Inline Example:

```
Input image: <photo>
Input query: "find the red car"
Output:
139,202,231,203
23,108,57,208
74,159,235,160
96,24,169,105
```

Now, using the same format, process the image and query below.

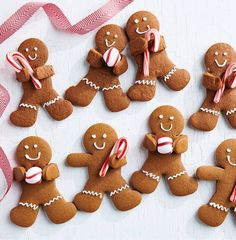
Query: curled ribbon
6,51,42,89
214,63,236,103
0,0,133,44
0,84,10,117
143,28,161,77
99,137,128,177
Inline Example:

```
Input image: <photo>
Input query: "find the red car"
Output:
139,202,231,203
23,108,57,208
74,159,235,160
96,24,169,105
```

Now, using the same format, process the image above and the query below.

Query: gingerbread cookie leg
223,99,236,128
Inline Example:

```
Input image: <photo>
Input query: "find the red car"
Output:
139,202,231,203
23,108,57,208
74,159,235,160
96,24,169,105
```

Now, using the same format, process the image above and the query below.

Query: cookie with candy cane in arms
66,123,141,212
10,136,76,227
130,105,198,196
125,11,190,101
8,38,73,127
196,139,236,227
65,24,130,112
189,43,236,131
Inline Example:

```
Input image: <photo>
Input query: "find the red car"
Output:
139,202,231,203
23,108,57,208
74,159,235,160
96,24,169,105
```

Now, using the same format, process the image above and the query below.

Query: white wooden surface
0,0,236,239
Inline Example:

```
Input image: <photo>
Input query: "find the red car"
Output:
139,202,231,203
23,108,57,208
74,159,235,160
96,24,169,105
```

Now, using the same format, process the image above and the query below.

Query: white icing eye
102,133,107,139
92,134,96,139
106,31,110,36
226,148,231,153
33,144,38,149
214,51,219,56
114,34,118,38
134,19,139,24
34,47,38,51
169,116,174,120
223,52,228,56
25,48,29,52
143,17,147,21
24,145,29,150
158,115,163,119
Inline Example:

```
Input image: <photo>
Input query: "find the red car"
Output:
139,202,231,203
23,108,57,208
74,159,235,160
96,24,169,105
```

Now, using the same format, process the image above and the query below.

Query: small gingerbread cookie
130,105,198,196
67,123,141,212
196,139,236,227
65,24,130,112
189,42,236,131
10,136,76,227
9,38,73,127
125,11,190,101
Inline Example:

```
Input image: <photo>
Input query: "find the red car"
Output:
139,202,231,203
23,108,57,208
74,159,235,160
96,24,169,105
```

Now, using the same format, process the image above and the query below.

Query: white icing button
223,52,228,56
102,133,107,139
114,34,118,38
143,17,147,21
106,31,110,36
158,115,163,119
24,145,29,150
33,144,38,149
92,134,96,139
214,51,218,56
169,116,174,120
134,19,139,24
226,148,231,153
34,47,38,51
25,48,29,52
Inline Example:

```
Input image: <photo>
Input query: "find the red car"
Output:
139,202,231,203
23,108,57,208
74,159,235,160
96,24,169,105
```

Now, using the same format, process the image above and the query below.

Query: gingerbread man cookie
67,123,141,212
189,43,236,131
130,106,198,196
196,139,236,227
65,24,130,112
9,38,73,127
10,136,76,227
125,11,190,101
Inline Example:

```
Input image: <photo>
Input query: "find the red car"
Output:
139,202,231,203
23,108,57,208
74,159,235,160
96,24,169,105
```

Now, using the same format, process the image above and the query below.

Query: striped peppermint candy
157,137,173,154
25,167,42,185
230,185,236,202
103,47,121,67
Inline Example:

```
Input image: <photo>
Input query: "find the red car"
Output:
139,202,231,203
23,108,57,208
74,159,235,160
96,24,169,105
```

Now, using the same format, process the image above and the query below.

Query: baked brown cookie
67,123,141,212
10,38,73,127
130,105,198,196
126,11,190,101
196,139,236,227
189,43,236,131
65,24,130,112
10,136,76,227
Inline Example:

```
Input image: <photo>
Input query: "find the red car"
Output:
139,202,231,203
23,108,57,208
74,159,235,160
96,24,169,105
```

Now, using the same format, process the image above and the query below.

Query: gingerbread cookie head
18,38,49,69
126,11,160,40
149,105,184,138
216,139,236,168
83,123,118,156
205,43,236,77
95,24,127,54
16,136,52,169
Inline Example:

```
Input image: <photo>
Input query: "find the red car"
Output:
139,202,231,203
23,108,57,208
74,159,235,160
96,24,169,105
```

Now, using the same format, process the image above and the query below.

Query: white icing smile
93,142,106,150
226,155,236,166
160,123,173,132
105,39,116,47
214,59,227,68
28,53,38,61
136,25,150,34
24,152,41,161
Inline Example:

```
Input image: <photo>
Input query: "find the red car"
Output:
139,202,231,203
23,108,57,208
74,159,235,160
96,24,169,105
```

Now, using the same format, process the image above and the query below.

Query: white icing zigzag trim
167,170,187,180
200,107,220,116
142,170,160,182
226,108,236,116
135,80,155,86
102,84,121,91
43,96,62,108
82,78,100,90
19,202,39,210
110,184,129,197
82,190,103,199
19,103,37,111
209,202,229,212
163,66,177,82
44,195,63,207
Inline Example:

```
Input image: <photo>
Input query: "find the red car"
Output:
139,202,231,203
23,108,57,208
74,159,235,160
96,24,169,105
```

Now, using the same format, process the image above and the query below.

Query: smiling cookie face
149,106,184,138
83,123,118,155
18,38,49,69
16,136,52,169
205,43,236,77
216,139,236,168
95,24,127,54
126,11,160,40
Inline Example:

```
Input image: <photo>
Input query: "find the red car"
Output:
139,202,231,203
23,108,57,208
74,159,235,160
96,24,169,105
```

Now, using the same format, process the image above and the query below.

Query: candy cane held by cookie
6,52,42,89
230,185,236,202
143,28,161,77
99,137,128,177
0,0,133,44
214,62,236,103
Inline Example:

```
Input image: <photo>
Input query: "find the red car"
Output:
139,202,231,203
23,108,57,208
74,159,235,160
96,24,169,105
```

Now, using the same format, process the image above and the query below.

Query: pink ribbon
214,63,236,103
0,84,10,117
0,0,133,44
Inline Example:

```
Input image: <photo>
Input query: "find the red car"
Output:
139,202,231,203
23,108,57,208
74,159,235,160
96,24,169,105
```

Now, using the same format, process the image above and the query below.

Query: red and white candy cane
99,137,128,177
230,184,236,202
143,28,161,77
214,62,236,103
6,51,42,89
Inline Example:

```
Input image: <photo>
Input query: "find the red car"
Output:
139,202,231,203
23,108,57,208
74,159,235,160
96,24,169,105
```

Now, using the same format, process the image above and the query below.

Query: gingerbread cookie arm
143,133,157,152
109,154,127,169
225,72,236,88
113,55,128,76
42,163,60,181
196,166,224,180
173,135,188,154
148,35,166,52
16,68,30,82
34,65,55,80
66,153,93,167
86,48,104,68
13,167,26,182
129,37,148,56
202,72,222,90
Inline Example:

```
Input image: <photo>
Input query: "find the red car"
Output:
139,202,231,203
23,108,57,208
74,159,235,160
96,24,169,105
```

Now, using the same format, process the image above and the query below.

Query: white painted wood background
0,0,235,239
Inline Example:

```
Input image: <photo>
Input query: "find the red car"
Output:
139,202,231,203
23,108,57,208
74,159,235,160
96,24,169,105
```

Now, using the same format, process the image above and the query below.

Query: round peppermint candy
103,47,121,67
157,137,173,154
25,166,42,184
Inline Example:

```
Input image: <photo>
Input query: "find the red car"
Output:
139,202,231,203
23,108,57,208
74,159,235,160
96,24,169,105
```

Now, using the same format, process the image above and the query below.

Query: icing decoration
43,96,62,108
93,142,106,150
105,39,116,47
25,166,42,184
82,78,100,90
19,202,39,210
226,155,236,166
226,108,236,116
109,184,129,197
135,80,155,85
102,84,121,91
103,47,121,67
142,170,160,181
209,202,229,212
167,170,187,180
99,137,128,177
214,62,236,103
214,59,227,68
19,103,37,111
136,25,150,34
230,185,236,202
200,107,220,116
163,66,177,82
0,84,10,118
157,137,173,154
44,195,62,206
0,1,133,44
160,123,173,132
82,190,103,199
6,51,42,89
143,28,161,77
